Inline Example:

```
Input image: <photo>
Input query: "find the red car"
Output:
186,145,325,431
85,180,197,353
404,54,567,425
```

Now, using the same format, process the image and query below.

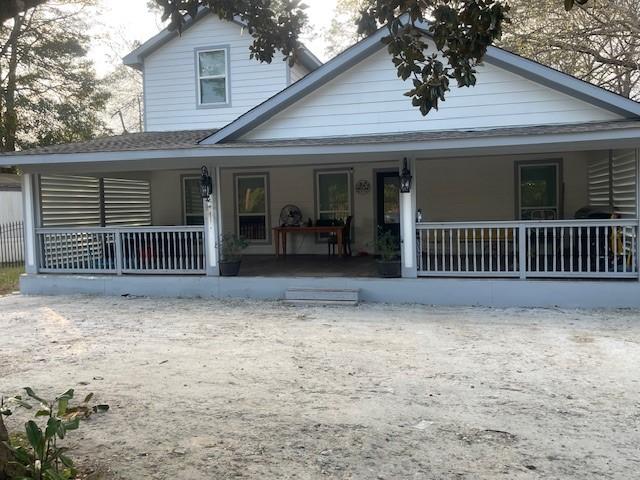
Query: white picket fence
36,226,206,275
417,220,638,279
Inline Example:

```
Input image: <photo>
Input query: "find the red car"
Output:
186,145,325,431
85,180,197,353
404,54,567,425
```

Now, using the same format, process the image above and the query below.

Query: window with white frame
236,174,268,241
182,176,204,225
315,170,352,223
197,48,229,106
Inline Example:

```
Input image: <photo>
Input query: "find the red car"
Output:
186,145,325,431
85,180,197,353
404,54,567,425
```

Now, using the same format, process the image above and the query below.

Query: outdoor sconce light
399,158,412,193
200,166,213,199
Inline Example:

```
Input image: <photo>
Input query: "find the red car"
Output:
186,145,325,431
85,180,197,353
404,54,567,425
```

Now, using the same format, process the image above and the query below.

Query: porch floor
237,254,378,277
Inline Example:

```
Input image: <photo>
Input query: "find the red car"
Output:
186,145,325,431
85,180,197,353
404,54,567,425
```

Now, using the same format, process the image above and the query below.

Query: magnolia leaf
56,389,74,401
23,387,46,404
25,420,44,458
57,397,69,417
45,417,60,441
62,417,80,431
60,454,74,468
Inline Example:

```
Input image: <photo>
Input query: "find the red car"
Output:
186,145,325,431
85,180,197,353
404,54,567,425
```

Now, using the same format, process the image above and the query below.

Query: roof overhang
122,8,322,73
4,122,640,169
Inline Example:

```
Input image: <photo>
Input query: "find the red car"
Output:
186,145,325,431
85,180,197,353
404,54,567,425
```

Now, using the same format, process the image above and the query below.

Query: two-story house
2,10,640,307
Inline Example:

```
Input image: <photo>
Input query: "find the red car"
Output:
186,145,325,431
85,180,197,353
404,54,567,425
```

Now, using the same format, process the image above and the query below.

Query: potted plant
218,233,249,276
374,227,401,278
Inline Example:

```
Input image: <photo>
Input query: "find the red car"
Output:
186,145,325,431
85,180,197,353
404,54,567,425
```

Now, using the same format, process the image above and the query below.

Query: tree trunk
2,15,23,153
0,414,10,480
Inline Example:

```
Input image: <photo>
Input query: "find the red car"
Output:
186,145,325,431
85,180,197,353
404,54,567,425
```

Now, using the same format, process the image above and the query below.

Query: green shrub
1,387,108,480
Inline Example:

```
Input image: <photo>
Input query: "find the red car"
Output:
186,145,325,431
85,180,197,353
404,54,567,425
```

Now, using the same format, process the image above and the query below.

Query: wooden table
273,225,346,256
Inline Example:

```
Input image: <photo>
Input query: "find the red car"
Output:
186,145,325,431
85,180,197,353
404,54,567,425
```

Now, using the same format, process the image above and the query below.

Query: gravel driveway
1,294,638,479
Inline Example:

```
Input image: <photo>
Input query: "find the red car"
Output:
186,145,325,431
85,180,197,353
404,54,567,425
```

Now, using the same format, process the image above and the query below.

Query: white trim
22,173,37,273
400,157,417,277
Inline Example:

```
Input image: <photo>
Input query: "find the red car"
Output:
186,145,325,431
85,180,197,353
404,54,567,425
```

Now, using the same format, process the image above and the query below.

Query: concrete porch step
284,288,360,306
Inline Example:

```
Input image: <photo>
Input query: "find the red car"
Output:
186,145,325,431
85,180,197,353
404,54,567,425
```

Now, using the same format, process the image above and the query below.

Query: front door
376,171,401,239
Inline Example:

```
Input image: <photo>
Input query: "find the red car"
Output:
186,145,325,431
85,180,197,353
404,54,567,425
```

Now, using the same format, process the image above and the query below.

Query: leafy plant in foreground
0,387,108,480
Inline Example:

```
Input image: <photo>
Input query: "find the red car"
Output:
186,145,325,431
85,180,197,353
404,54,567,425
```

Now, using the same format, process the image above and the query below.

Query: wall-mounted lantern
399,158,412,193
200,166,213,199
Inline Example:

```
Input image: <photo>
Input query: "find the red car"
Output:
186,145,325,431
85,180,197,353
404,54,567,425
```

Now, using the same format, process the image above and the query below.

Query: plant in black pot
374,227,401,278
218,233,249,276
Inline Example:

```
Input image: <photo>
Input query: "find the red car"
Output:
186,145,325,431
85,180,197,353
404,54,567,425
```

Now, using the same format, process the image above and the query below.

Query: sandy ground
0,294,639,479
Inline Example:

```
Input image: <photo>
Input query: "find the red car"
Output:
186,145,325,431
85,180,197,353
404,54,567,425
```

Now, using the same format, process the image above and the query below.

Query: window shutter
587,156,611,208
588,149,637,218
39,175,101,227
103,178,152,226
40,175,152,227
612,149,637,219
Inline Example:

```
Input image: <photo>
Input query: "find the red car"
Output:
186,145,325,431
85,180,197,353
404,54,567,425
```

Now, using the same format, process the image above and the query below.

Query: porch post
22,173,38,274
400,157,418,278
203,166,219,276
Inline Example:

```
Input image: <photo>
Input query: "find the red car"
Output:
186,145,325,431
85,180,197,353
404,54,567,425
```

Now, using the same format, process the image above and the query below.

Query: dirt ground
0,294,639,479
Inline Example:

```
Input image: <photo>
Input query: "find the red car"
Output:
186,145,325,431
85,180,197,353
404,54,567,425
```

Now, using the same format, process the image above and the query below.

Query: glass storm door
376,171,401,239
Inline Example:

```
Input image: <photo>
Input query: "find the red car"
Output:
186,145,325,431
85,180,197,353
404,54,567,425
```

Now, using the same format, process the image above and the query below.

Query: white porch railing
417,220,639,279
36,226,206,275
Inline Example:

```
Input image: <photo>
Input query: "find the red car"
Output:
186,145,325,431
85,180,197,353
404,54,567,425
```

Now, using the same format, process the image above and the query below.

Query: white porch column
22,173,38,274
203,166,219,276
400,157,418,278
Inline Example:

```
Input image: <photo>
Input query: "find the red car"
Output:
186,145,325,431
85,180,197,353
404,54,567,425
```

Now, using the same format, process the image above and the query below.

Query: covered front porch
20,146,640,282
3,119,636,306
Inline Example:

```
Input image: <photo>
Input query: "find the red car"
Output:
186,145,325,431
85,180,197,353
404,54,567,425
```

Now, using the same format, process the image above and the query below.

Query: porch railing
417,220,638,279
36,226,206,275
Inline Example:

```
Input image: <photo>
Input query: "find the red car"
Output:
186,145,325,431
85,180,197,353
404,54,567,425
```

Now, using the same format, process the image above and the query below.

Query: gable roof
123,8,322,73
200,22,640,145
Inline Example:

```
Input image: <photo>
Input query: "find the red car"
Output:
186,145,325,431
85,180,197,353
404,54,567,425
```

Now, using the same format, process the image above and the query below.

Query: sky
89,0,337,77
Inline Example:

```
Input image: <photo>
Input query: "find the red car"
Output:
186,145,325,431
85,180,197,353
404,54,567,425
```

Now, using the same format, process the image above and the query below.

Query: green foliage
374,227,399,262
0,387,109,480
0,1,110,152
218,233,249,262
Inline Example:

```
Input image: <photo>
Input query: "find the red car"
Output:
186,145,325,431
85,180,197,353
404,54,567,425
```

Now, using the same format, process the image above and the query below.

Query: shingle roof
1,120,639,157
3,130,216,156
227,120,640,148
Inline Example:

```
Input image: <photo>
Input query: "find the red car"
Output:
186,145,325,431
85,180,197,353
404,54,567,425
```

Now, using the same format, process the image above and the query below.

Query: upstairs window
197,48,229,106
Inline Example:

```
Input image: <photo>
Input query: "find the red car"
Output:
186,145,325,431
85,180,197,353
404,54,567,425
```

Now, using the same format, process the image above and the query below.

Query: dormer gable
124,11,321,132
